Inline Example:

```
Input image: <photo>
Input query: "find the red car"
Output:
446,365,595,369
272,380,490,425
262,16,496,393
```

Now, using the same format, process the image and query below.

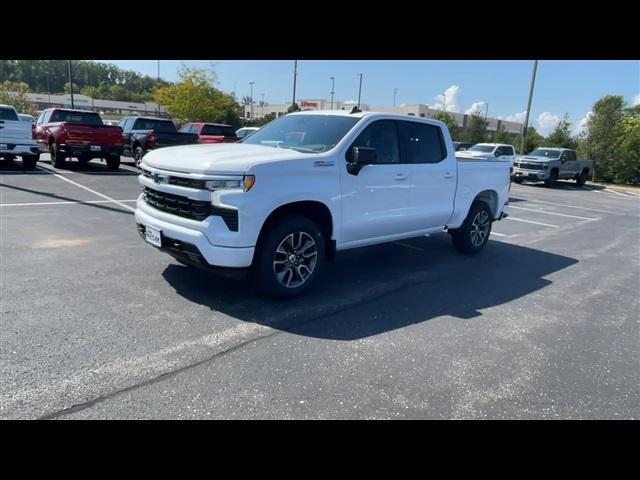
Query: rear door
396,119,457,229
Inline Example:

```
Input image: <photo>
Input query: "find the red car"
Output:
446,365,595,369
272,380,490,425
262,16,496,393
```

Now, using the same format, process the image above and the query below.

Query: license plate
0,144,7,150
145,225,162,247
90,145,101,151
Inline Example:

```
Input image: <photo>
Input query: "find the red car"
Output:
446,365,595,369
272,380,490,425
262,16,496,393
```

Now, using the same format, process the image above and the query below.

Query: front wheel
252,216,325,298
544,169,558,187
450,202,493,255
50,144,65,168
134,146,145,167
576,170,588,186
513,177,523,184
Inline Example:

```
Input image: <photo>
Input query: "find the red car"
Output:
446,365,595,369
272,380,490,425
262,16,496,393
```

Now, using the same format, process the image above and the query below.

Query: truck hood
142,143,303,174
456,151,495,159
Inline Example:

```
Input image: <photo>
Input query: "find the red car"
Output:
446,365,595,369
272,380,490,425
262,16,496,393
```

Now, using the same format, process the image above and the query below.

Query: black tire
576,169,588,186
450,201,493,255
134,146,145,167
78,154,91,166
106,156,121,171
544,169,558,187
50,144,65,168
513,177,523,184
3,154,15,162
252,216,325,298
22,155,38,170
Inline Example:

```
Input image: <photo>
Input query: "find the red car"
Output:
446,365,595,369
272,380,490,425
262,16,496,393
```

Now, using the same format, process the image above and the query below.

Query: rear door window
396,120,446,164
202,125,236,136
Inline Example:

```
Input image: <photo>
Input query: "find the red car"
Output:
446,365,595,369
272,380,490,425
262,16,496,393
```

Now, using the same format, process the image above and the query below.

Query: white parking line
506,217,560,228
508,205,598,221
491,232,507,237
36,166,136,213
603,188,638,198
1,199,137,207
509,197,626,216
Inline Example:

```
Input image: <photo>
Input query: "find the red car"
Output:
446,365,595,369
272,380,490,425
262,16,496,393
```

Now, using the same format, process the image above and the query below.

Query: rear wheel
513,177,523,184
544,169,558,187
252,216,325,298
450,202,493,255
50,144,65,168
134,146,145,167
22,155,38,170
106,156,121,171
576,169,588,186
3,154,16,162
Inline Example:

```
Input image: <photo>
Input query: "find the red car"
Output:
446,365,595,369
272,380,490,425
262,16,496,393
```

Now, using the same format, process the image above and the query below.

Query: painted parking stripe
506,216,560,228
1,199,137,207
36,166,136,213
508,205,597,221
508,197,626,216
491,232,508,237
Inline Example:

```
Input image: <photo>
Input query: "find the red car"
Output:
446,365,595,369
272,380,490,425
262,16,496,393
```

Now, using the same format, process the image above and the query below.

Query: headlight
205,175,255,192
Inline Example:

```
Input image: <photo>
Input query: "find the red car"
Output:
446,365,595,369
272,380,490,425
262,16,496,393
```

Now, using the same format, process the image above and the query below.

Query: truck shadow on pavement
162,234,578,340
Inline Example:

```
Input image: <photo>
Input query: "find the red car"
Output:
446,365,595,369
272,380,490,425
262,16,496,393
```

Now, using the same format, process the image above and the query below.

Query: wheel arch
473,190,499,219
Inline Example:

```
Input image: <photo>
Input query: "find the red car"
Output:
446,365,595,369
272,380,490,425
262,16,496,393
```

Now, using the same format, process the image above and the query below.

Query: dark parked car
180,122,239,143
118,116,198,167
453,142,475,151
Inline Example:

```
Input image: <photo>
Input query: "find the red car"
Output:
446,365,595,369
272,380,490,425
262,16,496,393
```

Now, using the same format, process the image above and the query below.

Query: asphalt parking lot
1,155,639,419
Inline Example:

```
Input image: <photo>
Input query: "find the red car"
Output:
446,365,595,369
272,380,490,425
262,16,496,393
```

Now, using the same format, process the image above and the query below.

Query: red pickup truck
179,122,239,143
35,108,124,170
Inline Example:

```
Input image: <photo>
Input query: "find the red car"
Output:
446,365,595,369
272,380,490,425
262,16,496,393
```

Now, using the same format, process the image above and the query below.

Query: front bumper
135,198,255,268
512,169,550,180
58,144,124,157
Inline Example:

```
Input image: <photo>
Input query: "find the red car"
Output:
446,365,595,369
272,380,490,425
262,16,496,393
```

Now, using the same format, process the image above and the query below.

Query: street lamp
393,88,398,107
442,91,447,112
67,60,75,109
292,60,298,110
330,77,335,109
261,93,265,118
249,81,254,120
521,60,539,155
357,73,363,110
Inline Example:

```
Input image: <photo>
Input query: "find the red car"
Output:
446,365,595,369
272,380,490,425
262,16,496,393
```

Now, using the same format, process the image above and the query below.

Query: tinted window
180,124,193,133
50,110,103,125
529,149,561,158
132,118,177,133
349,120,400,164
397,121,445,164
202,125,236,136
0,107,20,121
243,115,359,153
566,150,577,161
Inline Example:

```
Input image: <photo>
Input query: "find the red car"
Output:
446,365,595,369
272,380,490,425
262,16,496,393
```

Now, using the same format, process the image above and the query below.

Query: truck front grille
517,162,544,170
142,186,239,231
142,186,212,221
141,169,206,189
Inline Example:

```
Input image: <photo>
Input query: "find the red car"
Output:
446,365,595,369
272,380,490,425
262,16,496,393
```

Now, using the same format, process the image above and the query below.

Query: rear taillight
147,131,156,146
31,124,36,139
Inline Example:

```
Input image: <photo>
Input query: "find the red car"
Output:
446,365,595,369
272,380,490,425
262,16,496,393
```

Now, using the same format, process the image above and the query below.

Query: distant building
244,99,523,134
25,93,167,117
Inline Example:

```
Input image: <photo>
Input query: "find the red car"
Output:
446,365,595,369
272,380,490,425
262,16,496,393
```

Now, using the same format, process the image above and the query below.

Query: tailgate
0,119,33,145
154,132,197,147
65,125,123,146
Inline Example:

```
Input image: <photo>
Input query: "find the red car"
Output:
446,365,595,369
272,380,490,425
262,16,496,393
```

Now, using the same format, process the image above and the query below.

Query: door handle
394,174,408,181
443,172,454,179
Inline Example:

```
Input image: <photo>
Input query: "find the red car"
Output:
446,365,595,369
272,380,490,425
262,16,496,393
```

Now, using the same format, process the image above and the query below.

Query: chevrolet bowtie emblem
151,173,169,183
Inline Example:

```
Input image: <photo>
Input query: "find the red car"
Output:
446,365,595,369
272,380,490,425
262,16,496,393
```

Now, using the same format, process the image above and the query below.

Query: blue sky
100,60,639,135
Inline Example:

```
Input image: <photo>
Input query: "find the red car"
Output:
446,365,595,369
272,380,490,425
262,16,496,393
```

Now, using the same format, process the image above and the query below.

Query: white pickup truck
0,104,40,170
135,110,511,297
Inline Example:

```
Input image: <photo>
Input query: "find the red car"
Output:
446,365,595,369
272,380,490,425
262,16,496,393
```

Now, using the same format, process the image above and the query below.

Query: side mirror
495,151,501,157
347,146,377,174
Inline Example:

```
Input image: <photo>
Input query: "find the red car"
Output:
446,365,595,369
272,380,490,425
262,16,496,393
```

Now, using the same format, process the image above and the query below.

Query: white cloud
505,111,527,123
465,101,488,115
433,85,461,113
574,111,593,135
537,112,560,136
633,93,640,106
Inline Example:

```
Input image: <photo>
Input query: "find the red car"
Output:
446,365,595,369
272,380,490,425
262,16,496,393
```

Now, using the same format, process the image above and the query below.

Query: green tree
0,81,37,115
583,95,625,182
287,102,301,113
255,112,277,126
543,113,578,149
492,122,511,144
153,66,240,128
432,111,459,139
614,114,640,184
519,126,544,154
461,109,488,144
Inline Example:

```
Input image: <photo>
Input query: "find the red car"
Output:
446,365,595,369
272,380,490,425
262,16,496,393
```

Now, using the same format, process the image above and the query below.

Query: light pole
67,60,75,109
357,73,363,110
393,88,398,107
330,77,335,109
521,60,538,154
156,60,161,115
249,81,254,121
292,60,298,110
442,91,447,112
261,93,265,118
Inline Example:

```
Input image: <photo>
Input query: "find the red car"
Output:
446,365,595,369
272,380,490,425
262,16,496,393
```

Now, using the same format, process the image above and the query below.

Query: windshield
529,149,561,158
242,114,360,153
467,145,495,153
133,118,177,133
202,125,236,136
50,110,103,125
